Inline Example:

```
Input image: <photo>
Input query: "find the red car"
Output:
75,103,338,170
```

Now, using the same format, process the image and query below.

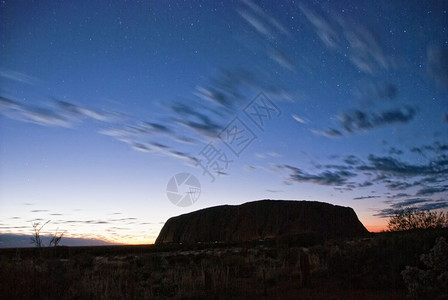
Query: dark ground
0,228,446,299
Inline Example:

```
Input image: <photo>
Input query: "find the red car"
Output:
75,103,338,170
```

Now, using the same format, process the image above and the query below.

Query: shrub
388,209,448,232
402,237,448,299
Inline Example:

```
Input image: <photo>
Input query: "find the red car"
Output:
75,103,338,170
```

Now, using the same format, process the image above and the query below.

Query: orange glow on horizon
365,225,387,232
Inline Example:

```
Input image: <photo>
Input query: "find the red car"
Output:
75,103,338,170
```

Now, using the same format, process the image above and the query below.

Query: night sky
1,0,447,246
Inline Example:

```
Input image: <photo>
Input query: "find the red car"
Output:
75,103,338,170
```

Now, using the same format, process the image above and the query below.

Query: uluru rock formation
156,200,368,244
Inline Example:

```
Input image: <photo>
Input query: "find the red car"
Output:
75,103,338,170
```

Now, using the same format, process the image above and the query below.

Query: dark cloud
315,107,417,138
376,198,448,218
389,198,429,209
278,150,447,193
131,142,152,153
427,45,448,89
411,142,448,158
417,200,448,211
375,107,416,124
344,155,363,166
312,128,343,138
384,181,414,191
195,85,234,109
438,143,448,152
353,195,380,200
381,176,445,192
324,164,353,171
358,154,446,177
150,142,169,150
283,165,356,186
358,181,373,187
373,208,398,218
170,102,223,137
411,147,426,157
416,186,448,196
139,121,172,134
339,107,416,134
388,147,403,155
387,193,411,199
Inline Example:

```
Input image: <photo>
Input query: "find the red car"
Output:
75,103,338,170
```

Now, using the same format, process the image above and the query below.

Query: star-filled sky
1,0,447,246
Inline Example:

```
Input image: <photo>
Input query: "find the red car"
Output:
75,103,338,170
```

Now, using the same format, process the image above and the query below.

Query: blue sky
1,0,447,246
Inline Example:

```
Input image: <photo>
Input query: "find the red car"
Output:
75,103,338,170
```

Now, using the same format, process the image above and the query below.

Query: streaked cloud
339,107,416,134
299,4,394,75
282,164,356,186
292,114,308,124
353,195,380,200
427,45,448,89
312,128,343,138
0,69,39,85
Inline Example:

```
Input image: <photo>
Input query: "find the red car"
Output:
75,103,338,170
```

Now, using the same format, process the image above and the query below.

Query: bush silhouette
388,208,448,232
402,237,448,299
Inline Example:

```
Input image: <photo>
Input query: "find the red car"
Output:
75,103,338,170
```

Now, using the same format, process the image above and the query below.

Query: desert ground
1,228,446,299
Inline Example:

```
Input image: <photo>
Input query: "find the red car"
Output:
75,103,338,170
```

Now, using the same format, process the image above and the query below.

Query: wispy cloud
299,4,394,75
239,0,289,38
358,154,446,177
416,186,448,196
0,69,39,85
375,198,448,217
353,195,380,200
0,96,119,128
1,97,72,127
427,45,448,89
353,82,399,101
236,0,296,72
54,100,118,122
292,114,308,124
314,106,417,138
339,107,416,134
312,128,343,138
282,165,356,186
